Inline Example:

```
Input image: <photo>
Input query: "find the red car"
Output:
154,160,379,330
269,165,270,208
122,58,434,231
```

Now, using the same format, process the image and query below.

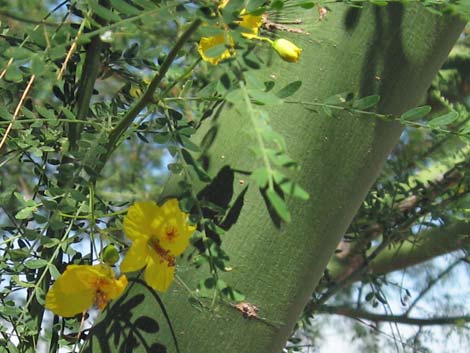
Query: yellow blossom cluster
197,2,263,65
45,199,195,317
198,1,302,64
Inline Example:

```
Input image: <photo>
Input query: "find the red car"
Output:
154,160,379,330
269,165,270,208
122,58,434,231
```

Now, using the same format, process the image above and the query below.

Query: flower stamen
94,290,108,309
94,278,110,309
149,239,176,267
165,226,179,241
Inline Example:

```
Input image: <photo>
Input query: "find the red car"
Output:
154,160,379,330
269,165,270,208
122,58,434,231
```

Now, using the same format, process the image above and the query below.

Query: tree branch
334,160,469,263
311,221,470,311
68,0,109,148
326,221,470,283
97,19,202,172
368,221,470,275
322,305,470,326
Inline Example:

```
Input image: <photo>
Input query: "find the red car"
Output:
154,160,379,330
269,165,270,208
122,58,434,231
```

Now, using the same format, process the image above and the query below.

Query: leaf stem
100,19,202,169
287,99,467,137
240,81,274,190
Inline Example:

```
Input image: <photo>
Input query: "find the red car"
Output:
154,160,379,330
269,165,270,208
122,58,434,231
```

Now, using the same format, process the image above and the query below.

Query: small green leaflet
276,81,302,99
109,0,141,15
266,188,291,222
400,105,431,122
428,111,459,128
275,179,309,201
251,167,269,188
5,47,33,60
24,259,48,269
352,95,381,110
248,89,283,105
15,206,36,220
87,0,121,22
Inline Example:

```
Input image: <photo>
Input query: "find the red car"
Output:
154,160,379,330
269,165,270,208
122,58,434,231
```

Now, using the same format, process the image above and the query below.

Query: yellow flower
45,264,127,317
129,84,142,98
220,0,262,38
197,33,235,65
197,1,262,65
272,38,302,63
238,11,262,39
120,199,195,292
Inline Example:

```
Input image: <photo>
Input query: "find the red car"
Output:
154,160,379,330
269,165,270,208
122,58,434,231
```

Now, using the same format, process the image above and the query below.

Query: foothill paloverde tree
0,1,469,353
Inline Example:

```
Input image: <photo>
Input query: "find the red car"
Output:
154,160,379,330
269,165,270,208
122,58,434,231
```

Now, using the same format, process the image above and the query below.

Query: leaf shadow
84,277,179,353
260,187,282,229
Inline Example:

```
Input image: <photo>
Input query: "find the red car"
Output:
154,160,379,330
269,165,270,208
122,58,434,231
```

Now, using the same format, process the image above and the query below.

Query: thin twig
404,258,462,315
57,41,77,80
0,74,36,150
322,305,470,326
101,19,202,165
71,312,87,352
0,58,14,80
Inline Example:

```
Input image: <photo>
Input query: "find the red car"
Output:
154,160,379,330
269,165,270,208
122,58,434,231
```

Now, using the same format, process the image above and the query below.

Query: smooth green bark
87,4,464,353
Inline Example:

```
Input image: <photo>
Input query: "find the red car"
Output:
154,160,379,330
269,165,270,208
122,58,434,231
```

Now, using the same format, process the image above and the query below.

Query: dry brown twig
0,74,36,150
0,58,14,80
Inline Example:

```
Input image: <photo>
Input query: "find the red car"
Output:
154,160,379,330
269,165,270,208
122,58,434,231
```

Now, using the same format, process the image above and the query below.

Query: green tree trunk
86,4,464,353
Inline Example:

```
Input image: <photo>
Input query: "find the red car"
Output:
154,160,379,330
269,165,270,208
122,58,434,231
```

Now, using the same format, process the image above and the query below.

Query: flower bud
101,244,120,266
272,38,302,63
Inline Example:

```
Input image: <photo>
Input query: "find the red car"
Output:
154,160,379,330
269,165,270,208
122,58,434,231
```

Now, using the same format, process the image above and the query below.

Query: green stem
0,118,101,127
58,208,127,219
251,35,273,44
287,99,466,137
239,81,274,190
312,189,469,311
160,57,202,98
99,19,202,170
69,4,107,148
164,96,221,102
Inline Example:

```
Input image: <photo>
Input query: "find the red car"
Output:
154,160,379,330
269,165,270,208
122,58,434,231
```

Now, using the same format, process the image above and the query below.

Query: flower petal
153,199,195,256
144,257,175,292
120,238,149,273
45,266,96,317
239,13,262,39
45,264,128,317
124,201,159,241
105,275,128,300
197,33,235,65
218,0,229,8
